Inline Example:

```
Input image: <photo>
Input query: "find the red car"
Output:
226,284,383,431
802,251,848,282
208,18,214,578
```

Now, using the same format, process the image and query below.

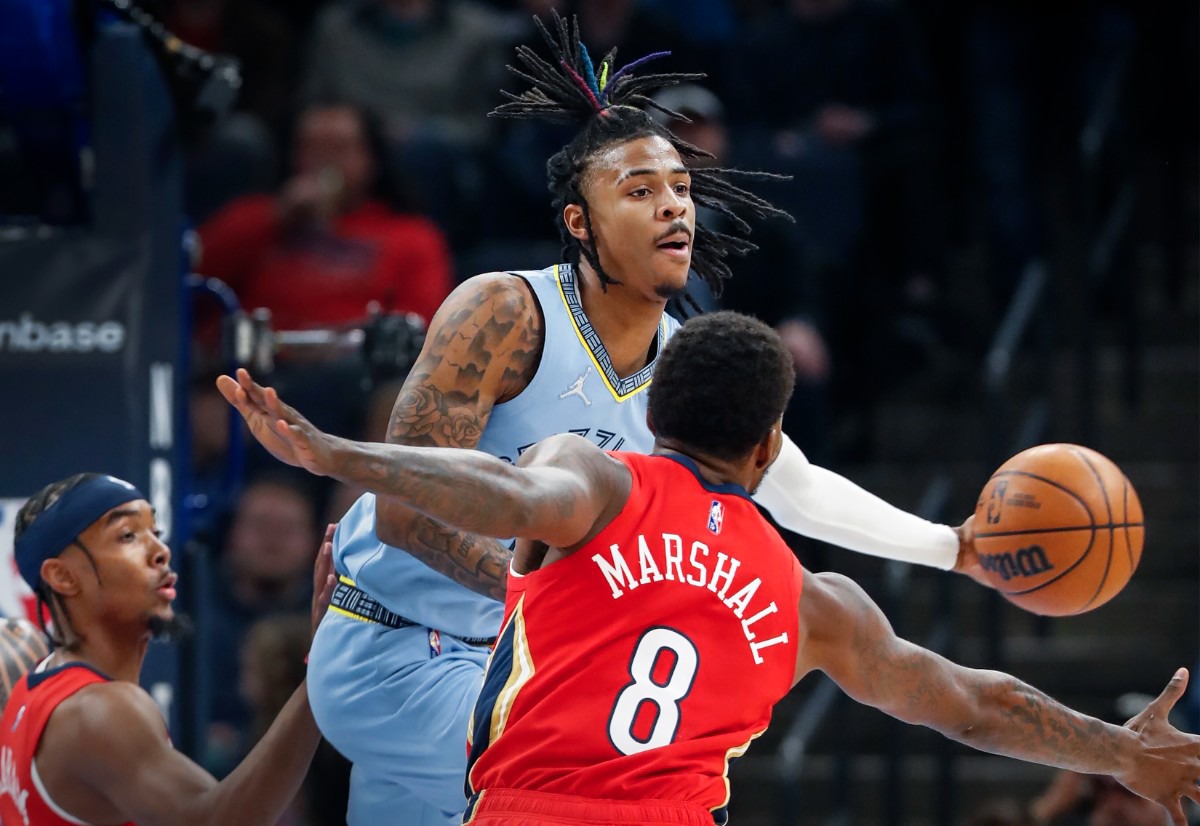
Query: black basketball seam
1072,448,1114,612
1121,479,1140,574
976,522,1143,539
986,469,1095,523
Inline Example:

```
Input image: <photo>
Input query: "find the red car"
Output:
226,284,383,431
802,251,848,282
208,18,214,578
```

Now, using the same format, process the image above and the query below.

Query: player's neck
654,442,758,492
52,624,150,684
575,261,667,378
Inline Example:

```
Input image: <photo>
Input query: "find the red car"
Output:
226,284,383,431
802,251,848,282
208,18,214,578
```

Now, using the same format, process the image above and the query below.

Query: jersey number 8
607,627,699,755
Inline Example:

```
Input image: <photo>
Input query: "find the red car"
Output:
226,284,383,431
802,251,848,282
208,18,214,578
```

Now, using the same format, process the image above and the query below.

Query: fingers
1165,798,1185,826
1153,668,1190,716
323,522,336,545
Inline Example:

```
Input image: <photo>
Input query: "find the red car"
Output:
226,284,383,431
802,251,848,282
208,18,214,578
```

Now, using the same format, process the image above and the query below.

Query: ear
563,202,590,243
40,559,82,598
754,421,783,471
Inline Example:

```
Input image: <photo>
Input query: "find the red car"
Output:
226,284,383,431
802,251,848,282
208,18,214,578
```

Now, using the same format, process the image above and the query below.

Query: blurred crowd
152,0,1192,820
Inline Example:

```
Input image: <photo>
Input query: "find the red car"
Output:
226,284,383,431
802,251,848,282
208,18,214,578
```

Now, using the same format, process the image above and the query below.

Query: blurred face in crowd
1087,777,1168,826
294,105,376,209
226,481,316,590
669,115,727,170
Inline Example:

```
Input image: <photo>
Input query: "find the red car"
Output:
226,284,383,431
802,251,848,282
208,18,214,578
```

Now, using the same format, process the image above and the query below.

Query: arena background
0,1,1195,823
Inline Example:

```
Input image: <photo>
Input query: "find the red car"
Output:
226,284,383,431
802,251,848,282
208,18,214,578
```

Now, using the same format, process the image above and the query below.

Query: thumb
1128,668,1188,729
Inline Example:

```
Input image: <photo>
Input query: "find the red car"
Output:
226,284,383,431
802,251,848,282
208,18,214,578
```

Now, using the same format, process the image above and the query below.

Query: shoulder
434,272,541,328
57,680,163,734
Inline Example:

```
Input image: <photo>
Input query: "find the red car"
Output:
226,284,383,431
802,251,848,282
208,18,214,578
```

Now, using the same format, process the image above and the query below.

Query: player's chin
652,265,691,299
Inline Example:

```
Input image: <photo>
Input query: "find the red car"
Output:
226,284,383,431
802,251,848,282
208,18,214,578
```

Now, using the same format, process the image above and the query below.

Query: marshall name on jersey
589,530,792,665
467,452,803,821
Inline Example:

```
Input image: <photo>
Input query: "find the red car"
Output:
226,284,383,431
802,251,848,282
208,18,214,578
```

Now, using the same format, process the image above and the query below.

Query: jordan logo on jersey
708,500,724,535
558,367,593,407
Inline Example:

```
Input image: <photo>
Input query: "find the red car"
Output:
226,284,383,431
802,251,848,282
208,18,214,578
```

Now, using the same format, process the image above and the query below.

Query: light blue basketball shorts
308,610,490,826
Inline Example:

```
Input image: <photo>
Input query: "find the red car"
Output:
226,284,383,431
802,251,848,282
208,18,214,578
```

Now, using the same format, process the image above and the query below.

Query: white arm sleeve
751,433,960,570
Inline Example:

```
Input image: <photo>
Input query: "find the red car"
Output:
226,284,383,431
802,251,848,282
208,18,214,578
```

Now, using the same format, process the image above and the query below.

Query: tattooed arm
795,572,1200,823
371,274,545,599
218,274,544,601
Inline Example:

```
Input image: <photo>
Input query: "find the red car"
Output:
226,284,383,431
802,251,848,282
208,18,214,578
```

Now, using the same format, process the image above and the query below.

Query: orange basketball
973,443,1144,616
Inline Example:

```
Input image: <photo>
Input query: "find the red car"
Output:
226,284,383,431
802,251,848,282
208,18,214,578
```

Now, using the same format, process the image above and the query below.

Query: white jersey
332,264,681,639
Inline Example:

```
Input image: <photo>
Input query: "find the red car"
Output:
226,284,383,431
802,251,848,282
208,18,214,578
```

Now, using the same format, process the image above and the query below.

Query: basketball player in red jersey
227,311,1200,826
0,473,336,826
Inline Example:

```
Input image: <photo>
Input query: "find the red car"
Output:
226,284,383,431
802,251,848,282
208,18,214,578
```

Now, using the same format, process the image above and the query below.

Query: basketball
973,444,1144,616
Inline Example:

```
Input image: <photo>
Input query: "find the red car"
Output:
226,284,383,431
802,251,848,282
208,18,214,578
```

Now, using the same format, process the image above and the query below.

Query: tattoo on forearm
411,516,509,602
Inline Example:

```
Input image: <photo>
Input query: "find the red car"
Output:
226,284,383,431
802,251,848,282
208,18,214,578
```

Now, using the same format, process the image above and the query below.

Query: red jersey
0,663,134,826
467,452,803,821
198,196,454,330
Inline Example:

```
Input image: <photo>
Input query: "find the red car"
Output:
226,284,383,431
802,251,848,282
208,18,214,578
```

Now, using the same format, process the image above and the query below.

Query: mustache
654,221,692,244
149,613,193,643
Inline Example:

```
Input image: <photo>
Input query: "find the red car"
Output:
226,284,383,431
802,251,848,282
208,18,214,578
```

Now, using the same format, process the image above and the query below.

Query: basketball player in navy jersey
0,473,335,826
228,311,1200,826
220,14,984,826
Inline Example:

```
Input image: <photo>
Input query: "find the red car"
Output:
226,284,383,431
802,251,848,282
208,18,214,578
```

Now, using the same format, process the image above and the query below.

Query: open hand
1115,668,1200,825
216,368,339,475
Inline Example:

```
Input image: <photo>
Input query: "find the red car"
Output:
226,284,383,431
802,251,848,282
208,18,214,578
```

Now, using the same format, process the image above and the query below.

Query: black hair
648,312,795,461
290,97,418,212
490,13,791,313
14,473,100,650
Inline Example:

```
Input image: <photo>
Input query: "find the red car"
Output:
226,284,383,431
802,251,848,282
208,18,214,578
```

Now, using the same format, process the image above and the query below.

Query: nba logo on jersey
707,500,724,535
428,630,442,658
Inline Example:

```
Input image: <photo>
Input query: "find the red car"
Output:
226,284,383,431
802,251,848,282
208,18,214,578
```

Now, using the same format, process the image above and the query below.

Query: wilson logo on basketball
978,545,1055,581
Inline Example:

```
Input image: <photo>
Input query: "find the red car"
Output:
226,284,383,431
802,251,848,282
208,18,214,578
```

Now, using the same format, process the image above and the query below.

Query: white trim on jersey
31,760,93,826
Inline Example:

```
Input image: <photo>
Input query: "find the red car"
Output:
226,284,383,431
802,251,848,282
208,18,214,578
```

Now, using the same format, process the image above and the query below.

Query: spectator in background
198,101,453,332
240,615,352,826
301,0,513,237
725,0,945,457
162,0,301,221
1027,770,1171,826
204,473,322,775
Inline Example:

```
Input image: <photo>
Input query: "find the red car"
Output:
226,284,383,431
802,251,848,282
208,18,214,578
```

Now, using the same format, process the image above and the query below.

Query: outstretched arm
754,433,987,582
220,365,627,551
796,571,1200,824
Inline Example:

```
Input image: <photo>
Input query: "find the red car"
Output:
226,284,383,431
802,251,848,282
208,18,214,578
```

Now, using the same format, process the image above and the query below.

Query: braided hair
491,13,790,311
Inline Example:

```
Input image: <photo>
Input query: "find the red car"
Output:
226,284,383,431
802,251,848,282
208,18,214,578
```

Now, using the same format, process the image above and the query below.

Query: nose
152,536,171,569
657,190,688,221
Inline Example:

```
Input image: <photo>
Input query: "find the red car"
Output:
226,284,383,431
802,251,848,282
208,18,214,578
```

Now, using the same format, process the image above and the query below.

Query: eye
629,187,650,198
674,183,690,195
153,529,165,540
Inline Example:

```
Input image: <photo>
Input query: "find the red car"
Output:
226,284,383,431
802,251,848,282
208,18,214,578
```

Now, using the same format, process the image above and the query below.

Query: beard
148,613,193,643
655,280,688,300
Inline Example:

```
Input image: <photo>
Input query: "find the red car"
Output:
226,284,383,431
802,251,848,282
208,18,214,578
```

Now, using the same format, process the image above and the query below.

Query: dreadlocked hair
13,473,99,650
491,12,792,314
